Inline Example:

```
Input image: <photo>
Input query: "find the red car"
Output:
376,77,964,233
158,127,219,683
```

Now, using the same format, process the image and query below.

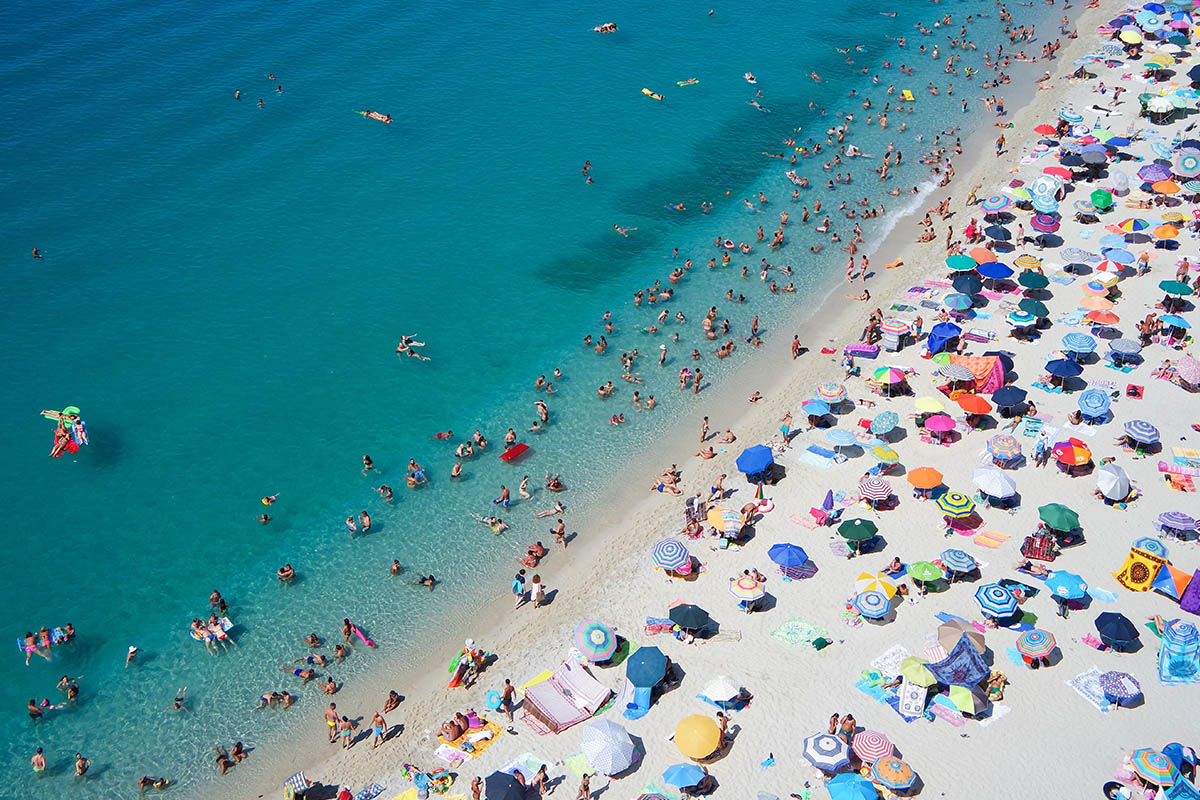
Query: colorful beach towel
770,617,829,648
1160,620,1200,686
1113,548,1166,592
974,530,1010,548
870,644,912,678
355,784,386,800
1067,666,1113,712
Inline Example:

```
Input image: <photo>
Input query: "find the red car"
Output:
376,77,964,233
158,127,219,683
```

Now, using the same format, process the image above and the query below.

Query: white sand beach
233,3,1200,800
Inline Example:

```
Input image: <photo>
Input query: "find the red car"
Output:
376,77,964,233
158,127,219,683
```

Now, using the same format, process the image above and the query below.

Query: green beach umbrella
907,561,945,583
1159,280,1194,296
1018,272,1049,289
1018,298,1050,318
1090,189,1114,209
899,656,937,687
931,351,952,366
1039,502,1080,531
946,254,978,272
838,518,878,541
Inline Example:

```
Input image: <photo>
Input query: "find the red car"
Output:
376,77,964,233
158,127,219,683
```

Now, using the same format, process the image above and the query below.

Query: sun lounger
844,343,880,359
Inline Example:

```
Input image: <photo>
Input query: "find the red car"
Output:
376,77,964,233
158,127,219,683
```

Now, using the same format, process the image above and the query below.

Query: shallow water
0,0,1056,794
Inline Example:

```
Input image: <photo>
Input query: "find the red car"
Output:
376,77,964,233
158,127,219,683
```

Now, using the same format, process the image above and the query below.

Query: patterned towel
770,617,829,648
563,753,592,779
871,644,912,677
355,784,386,800
1067,666,1113,712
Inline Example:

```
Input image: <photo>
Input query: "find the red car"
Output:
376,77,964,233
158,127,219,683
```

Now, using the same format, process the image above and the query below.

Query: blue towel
1090,587,1119,603
623,686,652,720
854,678,892,703
1005,647,1025,666
807,445,837,459
936,612,970,625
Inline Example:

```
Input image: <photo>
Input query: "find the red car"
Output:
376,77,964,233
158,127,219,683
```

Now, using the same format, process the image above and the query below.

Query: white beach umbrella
972,467,1017,499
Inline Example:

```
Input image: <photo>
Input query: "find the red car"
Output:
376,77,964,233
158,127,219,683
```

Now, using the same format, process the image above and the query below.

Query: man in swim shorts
280,665,316,683
324,702,339,742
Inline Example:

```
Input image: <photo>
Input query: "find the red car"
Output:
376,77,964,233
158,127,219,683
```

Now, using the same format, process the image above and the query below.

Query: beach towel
870,644,912,678
927,697,966,726
1166,473,1196,492
434,743,468,766
1172,447,1200,468
1113,548,1166,592
1182,572,1200,616
974,531,1010,548
896,679,927,718
355,784,386,800
1067,666,1113,712
1048,272,1076,285
1160,460,1200,477
828,540,853,558
799,448,834,469
563,753,592,779
770,617,829,648
705,630,742,643
1005,647,1025,667
439,720,503,756
855,678,892,704
1090,587,1119,603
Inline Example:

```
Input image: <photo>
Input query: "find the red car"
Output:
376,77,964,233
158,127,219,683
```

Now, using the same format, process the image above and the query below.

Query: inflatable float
641,88,664,101
786,171,804,186
901,90,915,102
499,442,530,462
677,78,699,86
190,616,233,642
42,406,88,457
16,627,68,653
447,643,486,687
744,72,757,84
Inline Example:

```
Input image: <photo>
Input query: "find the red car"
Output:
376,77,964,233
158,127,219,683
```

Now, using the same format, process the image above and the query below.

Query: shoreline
226,4,1114,797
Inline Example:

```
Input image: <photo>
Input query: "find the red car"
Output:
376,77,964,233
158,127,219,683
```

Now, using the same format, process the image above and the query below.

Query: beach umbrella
1045,358,1083,378
1029,173,1063,197
1159,510,1197,532
938,363,976,382
485,772,526,800
1082,280,1111,298
939,619,986,654
980,195,1011,213
1018,298,1049,318
1161,313,1192,329
870,445,900,465
953,273,983,295
1119,217,1150,232
1153,178,1182,194
871,758,916,791
853,590,891,620
1062,246,1093,262
1019,271,1049,289
1034,123,1057,135
1095,272,1119,288
1095,612,1141,649
978,261,1014,280
957,394,992,414
857,477,893,502
816,381,847,402
1090,189,1114,209
735,445,773,475
582,720,637,775
801,398,831,417
1016,629,1057,659
802,732,851,773
914,396,946,413
1062,333,1098,353
984,224,1011,241
946,254,978,271
1160,279,1194,295
729,575,764,603
1103,247,1136,265
674,715,720,759
1155,224,1181,240
766,544,808,571
1039,502,1079,531
1099,671,1143,706
1053,441,1092,467
1073,199,1097,215
1125,419,1161,445
941,548,978,573
1175,149,1200,177
1153,564,1193,599
943,293,974,310
873,367,907,384
906,466,943,489
855,572,898,598
1059,109,1084,123
1131,749,1178,786
869,411,899,435
1140,165,1172,187
898,656,937,687
826,428,858,447
626,646,668,687
1095,259,1122,274
652,539,691,572
908,561,944,584
972,466,1016,498
1030,214,1061,233
1085,310,1120,325
575,620,619,662
1082,150,1108,167
669,604,709,631
827,774,877,800
1047,571,1089,601
991,386,1027,408
985,434,1022,462
1133,535,1168,559
697,676,740,707
1176,355,1200,384
975,583,1019,618
1013,254,1044,270
879,318,910,335
1097,463,1131,500
851,730,893,763
838,518,877,541
936,492,976,518
925,414,956,433
947,684,991,715
969,246,997,263
662,763,706,789
1080,294,1115,311
1077,387,1113,417
1045,166,1072,180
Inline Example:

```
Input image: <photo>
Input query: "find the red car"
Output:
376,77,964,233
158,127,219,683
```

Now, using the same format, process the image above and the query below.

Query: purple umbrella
1031,214,1061,233
1138,163,1172,182
1098,671,1142,706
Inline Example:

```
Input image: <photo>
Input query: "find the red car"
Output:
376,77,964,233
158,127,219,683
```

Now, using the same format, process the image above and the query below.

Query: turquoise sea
0,0,1057,795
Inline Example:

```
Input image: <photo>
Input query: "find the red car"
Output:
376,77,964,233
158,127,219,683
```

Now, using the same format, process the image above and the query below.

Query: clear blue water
0,0,1056,794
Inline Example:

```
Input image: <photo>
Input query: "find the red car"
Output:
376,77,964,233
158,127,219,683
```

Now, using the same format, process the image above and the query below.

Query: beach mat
564,753,592,779
974,530,1010,548
770,617,829,648
439,720,504,758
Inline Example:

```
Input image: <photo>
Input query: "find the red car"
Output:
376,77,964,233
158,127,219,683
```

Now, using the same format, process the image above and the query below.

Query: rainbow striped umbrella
980,195,1011,212
1118,217,1150,232
936,492,976,518
1174,148,1200,177
728,575,765,601
879,318,910,335
1082,280,1110,297
1130,749,1177,786
871,758,916,790
1073,199,1096,214
575,619,619,661
816,381,847,402
851,730,893,763
1016,629,1056,659
873,367,907,384
651,539,691,571
987,434,1022,459
853,590,891,620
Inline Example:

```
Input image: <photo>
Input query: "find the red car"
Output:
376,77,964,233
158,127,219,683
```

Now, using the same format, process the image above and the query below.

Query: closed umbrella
973,466,1016,498
674,715,721,759
802,732,851,772
625,646,668,687
575,620,619,662
1077,388,1113,417
938,619,986,654
652,539,691,572
1096,463,1131,500
936,492,976,518
851,730,893,763
975,583,1018,617
581,720,637,775
1016,629,1057,659
941,548,978,573
1046,571,1088,600
669,604,710,631
1039,502,1079,531
1124,419,1159,444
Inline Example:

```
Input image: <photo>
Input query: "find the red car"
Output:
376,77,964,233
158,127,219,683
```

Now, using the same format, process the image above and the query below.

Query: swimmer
613,224,637,236
277,563,295,582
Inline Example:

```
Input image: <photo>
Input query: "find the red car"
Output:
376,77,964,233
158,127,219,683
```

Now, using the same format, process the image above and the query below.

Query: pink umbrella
925,414,956,432
852,730,894,763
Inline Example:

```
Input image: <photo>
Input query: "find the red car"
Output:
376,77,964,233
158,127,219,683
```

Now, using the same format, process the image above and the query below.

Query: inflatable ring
486,690,501,710
949,389,965,401
757,499,775,512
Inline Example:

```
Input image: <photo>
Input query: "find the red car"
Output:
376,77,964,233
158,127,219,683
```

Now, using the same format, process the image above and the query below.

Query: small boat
641,88,664,101
744,72,757,84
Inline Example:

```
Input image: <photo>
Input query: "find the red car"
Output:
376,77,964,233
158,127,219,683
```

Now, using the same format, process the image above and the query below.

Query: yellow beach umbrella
1120,30,1143,44
855,572,899,598
1013,254,1044,270
914,396,946,413
706,507,743,532
1162,211,1186,222
675,715,721,759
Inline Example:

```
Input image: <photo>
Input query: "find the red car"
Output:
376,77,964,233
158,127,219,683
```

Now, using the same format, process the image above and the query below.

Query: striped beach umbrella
858,477,893,502
1132,536,1168,559
1158,510,1197,532
1059,109,1084,123
975,583,1019,618
816,381,847,402
706,507,742,533
1118,217,1150,232
575,620,619,661
1007,309,1037,327
879,318,910,335
944,293,974,310
1062,333,1097,353
1081,280,1110,297
1073,199,1096,214
802,732,851,772
980,195,1011,213
941,548,978,573
1175,149,1200,177
871,758,916,791
939,363,976,382
853,590,891,620
1131,749,1177,786
936,492,976,518
870,445,900,465
728,575,765,601
851,730,893,763
1077,388,1113,416
870,411,899,435
873,367,907,384
854,572,898,598
1013,254,1044,270
1016,629,1057,659
1139,162,1172,182
1031,213,1060,233
651,539,690,571
826,428,858,447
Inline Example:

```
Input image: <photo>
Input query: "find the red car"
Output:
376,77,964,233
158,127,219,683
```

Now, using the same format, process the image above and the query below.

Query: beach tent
523,660,612,733
926,322,962,356
1159,619,1200,685
1155,563,1195,601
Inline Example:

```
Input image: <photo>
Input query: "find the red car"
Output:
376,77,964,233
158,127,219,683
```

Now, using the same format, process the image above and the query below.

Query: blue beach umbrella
1032,194,1059,214
802,733,851,772
801,398,831,416
826,429,858,447
984,225,1011,241
1102,247,1135,265
991,386,1027,407
662,763,706,788
768,543,809,567
1045,358,1083,378
870,411,899,435
1109,338,1142,355
827,773,879,800
652,539,690,571
625,646,668,688
1124,419,1160,444
1008,310,1037,327
1062,333,1097,353
940,548,978,573
735,445,773,475
1046,571,1088,600
1160,314,1191,329
977,261,1014,280
944,293,974,310
953,273,983,295
975,583,1019,618
1077,388,1112,416
853,590,891,620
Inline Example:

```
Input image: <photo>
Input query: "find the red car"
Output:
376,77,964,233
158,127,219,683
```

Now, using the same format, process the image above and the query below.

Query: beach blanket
438,720,503,757
1167,473,1196,492
434,743,468,766
870,644,912,678
1113,548,1166,592
928,635,989,687
563,752,592,779
799,447,835,469
828,540,853,558
523,661,611,734
927,696,965,726
896,679,927,719
1067,666,1113,712
770,617,829,648
1173,447,1200,468
855,678,892,704
355,784,386,800
1160,460,1200,477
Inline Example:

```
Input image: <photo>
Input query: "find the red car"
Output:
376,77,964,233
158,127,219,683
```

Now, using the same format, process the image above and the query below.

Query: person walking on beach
531,574,546,609
371,711,387,749
700,416,709,442
512,569,527,609
501,678,517,722
325,703,339,742
551,518,567,548
576,773,592,800
994,134,1005,156
338,716,353,748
